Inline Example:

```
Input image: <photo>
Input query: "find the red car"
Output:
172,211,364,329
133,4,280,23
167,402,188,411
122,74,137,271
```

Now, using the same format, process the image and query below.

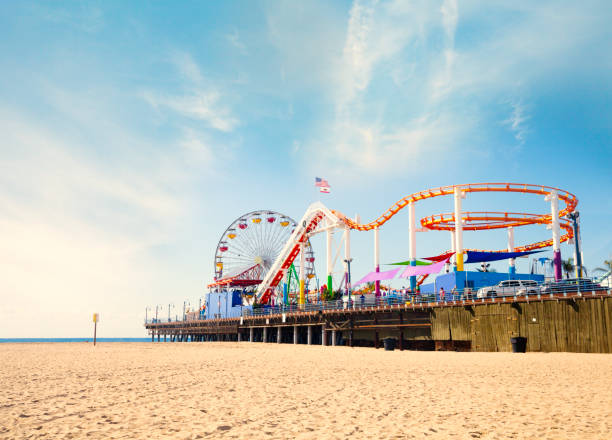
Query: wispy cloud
143,53,238,132
226,29,247,53
301,0,610,176
503,100,530,144
30,3,104,33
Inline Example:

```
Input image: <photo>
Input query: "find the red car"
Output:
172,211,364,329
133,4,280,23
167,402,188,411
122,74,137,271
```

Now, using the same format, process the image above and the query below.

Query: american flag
315,177,331,193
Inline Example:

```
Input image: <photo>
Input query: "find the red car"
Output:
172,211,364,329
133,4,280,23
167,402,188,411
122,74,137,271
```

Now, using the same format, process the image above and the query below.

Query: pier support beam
164,334,167,342
331,330,336,346
157,333,160,342
374,317,379,349
307,326,312,345
294,325,298,344
263,327,268,343
322,325,327,346
399,312,404,351
249,327,254,342
277,326,282,344
151,332,154,343
238,332,242,342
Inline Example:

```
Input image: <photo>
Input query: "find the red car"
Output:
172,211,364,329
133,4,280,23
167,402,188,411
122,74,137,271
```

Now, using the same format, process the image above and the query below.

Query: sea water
0,338,151,343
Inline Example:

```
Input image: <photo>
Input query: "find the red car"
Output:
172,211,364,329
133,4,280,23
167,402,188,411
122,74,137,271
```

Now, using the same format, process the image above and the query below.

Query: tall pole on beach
93,313,99,346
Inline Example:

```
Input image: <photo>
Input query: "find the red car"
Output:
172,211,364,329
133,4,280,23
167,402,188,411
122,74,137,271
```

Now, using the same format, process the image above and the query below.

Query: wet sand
1,342,611,439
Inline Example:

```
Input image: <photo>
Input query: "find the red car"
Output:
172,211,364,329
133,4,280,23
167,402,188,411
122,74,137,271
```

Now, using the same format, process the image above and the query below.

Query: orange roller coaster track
421,212,574,253
332,182,577,253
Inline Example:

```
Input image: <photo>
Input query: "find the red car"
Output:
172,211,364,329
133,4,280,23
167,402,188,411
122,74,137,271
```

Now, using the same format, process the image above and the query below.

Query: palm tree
562,258,574,279
594,259,612,274
562,257,588,278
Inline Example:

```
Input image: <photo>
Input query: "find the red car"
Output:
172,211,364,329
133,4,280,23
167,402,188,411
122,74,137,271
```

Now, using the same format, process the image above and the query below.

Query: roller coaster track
256,183,577,304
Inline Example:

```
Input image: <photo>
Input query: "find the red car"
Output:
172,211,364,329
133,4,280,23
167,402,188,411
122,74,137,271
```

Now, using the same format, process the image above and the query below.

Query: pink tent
399,258,449,278
353,268,401,286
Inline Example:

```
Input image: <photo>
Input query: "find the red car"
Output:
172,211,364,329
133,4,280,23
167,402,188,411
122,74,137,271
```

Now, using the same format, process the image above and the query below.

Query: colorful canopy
423,251,455,262
399,258,450,278
463,250,543,264
353,268,402,286
388,260,432,266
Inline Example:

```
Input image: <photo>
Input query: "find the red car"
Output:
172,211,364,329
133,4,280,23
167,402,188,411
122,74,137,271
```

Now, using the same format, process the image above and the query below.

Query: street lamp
155,304,161,323
168,303,175,322
145,306,151,324
565,211,583,278
344,258,353,306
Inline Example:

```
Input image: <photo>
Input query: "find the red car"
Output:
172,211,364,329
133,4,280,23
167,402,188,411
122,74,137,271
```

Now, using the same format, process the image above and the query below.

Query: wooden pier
145,291,612,353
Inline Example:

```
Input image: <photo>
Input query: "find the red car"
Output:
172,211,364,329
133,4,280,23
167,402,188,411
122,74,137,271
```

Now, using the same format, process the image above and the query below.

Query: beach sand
1,342,611,439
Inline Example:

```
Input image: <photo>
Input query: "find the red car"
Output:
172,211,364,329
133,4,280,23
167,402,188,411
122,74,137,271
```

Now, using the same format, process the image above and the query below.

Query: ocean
0,338,151,343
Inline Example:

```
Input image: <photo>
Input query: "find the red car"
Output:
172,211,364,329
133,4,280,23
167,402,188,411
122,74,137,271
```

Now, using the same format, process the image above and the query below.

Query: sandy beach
1,343,611,439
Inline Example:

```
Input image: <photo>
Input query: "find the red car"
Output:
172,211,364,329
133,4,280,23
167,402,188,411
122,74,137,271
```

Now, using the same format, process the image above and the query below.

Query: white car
476,279,540,298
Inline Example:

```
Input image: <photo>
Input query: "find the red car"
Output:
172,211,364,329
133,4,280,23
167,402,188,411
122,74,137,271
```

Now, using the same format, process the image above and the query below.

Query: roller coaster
250,183,578,305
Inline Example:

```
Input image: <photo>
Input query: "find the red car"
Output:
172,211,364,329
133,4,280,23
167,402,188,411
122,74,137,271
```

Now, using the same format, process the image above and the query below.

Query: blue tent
464,250,544,264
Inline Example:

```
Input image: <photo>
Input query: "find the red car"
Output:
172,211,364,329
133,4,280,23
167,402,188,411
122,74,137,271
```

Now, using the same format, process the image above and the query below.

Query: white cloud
303,0,611,176
503,100,530,144
143,53,238,132
0,109,191,337
226,29,247,53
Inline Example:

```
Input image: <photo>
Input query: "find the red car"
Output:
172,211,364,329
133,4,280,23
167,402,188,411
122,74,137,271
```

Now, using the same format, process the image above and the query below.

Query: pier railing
145,279,611,324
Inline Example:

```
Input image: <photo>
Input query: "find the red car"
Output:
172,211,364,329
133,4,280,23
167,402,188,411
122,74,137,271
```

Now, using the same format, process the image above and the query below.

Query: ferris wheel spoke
212,211,316,289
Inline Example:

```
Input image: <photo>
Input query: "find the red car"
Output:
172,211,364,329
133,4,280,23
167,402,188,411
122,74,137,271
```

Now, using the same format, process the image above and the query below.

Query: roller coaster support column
567,211,582,278
299,243,305,308
374,226,381,296
408,201,417,291
450,231,456,271
454,187,466,271
344,227,352,301
546,191,562,281
507,227,516,276
326,226,333,298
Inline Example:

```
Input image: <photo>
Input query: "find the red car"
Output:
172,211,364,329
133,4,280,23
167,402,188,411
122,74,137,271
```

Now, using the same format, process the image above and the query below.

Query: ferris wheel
211,211,316,295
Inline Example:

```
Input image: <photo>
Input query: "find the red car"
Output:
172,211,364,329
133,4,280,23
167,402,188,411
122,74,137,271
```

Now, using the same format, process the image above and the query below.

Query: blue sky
1,1,611,337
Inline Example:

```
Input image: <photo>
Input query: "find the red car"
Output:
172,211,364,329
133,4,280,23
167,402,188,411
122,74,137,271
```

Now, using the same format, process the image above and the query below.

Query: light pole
145,306,151,324
344,258,353,306
168,303,174,322
155,304,161,323
566,211,582,278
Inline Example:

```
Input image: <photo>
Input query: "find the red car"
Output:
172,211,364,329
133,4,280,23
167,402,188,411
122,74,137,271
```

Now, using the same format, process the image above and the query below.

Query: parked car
539,278,606,294
477,279,540,298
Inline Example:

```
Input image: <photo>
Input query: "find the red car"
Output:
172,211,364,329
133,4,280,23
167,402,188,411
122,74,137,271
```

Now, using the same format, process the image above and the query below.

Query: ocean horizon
0,338,151,343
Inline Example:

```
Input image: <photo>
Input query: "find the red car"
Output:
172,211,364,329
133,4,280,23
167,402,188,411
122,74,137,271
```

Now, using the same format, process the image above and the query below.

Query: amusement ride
207,183,582,308
207,210,316,302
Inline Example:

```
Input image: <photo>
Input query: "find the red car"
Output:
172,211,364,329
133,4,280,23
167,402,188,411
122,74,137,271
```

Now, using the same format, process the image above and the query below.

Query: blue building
203,290,251,319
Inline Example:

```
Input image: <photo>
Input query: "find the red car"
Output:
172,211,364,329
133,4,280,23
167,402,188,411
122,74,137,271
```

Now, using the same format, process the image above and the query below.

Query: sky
1,0,611,337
